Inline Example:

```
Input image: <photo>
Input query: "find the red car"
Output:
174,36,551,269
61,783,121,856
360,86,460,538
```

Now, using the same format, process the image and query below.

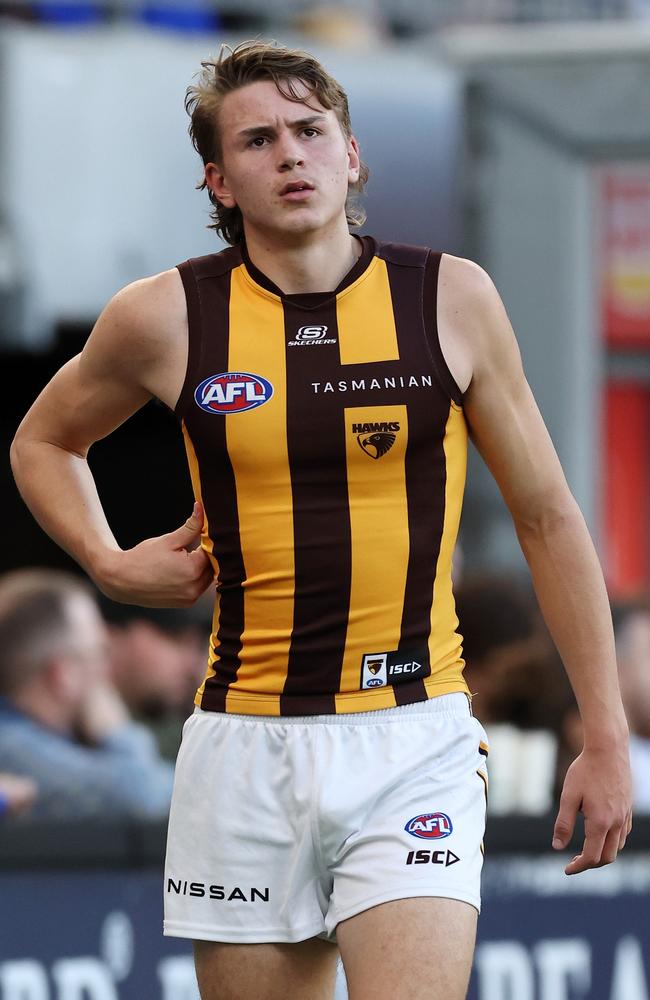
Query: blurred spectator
612,600,650,812
0,772,37,818
556,599,650,812
99,596,209,759
0,569,174,821
456,573,541,721
457,573,576,813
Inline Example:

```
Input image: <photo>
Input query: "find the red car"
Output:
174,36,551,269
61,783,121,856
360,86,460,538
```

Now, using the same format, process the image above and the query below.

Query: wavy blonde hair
185,40,369,246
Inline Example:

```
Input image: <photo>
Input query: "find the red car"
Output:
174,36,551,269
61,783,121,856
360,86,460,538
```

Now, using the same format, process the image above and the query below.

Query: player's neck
242,224,362,295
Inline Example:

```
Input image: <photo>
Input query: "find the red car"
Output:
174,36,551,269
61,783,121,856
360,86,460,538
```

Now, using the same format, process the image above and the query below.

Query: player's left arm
439,254,632,874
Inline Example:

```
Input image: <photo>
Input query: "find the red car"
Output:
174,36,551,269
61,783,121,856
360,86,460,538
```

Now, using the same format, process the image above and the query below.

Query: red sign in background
602,167,650,349
600,166,650,594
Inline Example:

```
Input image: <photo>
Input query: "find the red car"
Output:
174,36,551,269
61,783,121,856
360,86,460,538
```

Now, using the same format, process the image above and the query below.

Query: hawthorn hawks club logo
194,372,274,414
352,420,401,460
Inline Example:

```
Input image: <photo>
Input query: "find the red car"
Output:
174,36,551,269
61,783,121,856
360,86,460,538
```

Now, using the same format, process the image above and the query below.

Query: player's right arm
10,271,214,607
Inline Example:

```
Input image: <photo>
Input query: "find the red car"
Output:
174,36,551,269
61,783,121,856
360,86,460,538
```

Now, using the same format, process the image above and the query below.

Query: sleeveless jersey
175,235,469,716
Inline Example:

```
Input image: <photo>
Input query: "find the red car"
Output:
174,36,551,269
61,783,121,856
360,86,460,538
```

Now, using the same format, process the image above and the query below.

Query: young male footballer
11,40,632,1000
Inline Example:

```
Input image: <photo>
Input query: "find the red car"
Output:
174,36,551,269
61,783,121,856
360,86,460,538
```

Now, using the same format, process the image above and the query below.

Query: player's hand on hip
552,741,632,875
98,502,214,607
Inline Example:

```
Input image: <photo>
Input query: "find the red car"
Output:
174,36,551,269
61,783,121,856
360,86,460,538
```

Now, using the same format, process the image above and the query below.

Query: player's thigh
336,896,478,1000
193,936,339,1000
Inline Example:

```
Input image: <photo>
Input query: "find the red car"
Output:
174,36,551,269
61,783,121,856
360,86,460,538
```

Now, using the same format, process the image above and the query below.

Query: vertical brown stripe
182,268,245,712
281,298,350,715
423,252,463,405
384,254,451,707
181,421,218,702
428,402,467,676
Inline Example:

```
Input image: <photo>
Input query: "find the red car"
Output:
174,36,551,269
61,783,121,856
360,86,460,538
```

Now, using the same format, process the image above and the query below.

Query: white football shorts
163,692,489,944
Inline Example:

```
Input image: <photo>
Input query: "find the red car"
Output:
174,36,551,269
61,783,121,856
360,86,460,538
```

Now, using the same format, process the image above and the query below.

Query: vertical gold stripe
336,404,409,705
337,259,399,365
182,420,218,698
225,265,294,711
428,402,468,669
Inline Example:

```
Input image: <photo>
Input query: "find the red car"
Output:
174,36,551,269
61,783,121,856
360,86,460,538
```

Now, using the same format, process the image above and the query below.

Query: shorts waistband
193,692,471,726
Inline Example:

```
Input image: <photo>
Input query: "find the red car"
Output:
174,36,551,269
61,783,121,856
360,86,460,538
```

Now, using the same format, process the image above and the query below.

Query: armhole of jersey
422,250,464,407
173,259,202,419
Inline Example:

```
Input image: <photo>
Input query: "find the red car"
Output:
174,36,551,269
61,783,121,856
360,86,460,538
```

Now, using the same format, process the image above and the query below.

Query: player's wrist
90,545,129,600
581,712,629,752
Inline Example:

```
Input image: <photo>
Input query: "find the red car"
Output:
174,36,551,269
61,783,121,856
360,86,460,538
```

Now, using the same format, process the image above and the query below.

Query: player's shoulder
438,253,494,298
176,244,243,281
374,240,494,293
437,253,505,340
100,267,187,345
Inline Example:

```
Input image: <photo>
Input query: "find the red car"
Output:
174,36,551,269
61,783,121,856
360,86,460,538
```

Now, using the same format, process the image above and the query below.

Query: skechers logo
195,372,273,414
354,421,401,460
288,325,336,347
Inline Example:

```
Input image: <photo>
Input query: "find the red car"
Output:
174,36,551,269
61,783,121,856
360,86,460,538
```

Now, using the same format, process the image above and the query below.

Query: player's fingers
552,784,580,849
168,502,204,548
619,810,633,852
564,818,608,875
599,824,622,867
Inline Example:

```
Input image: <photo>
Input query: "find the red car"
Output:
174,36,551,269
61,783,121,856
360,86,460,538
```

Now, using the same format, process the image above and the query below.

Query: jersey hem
194,678,470,716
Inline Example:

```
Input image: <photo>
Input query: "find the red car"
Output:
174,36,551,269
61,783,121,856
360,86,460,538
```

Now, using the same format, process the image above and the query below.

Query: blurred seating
0,772,37,818
456,573,576,813
99,594,211,759
0,569,175,821
612,599,650,812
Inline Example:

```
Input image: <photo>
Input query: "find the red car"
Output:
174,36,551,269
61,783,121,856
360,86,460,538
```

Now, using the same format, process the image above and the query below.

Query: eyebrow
236,114,328,140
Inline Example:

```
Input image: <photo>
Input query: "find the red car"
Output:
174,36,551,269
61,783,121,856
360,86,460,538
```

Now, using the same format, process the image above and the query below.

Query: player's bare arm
438,253,633,874
10,270,214,607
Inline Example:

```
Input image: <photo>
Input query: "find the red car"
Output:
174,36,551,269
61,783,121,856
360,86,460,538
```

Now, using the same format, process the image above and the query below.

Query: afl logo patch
194,372,274,414
405,813,453,840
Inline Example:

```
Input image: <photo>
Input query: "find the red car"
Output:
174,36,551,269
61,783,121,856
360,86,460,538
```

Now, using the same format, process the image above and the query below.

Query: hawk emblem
358,432,396,460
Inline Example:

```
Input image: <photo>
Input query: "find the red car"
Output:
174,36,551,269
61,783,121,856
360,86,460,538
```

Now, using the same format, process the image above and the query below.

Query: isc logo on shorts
404,812,453,840
195,372,274,414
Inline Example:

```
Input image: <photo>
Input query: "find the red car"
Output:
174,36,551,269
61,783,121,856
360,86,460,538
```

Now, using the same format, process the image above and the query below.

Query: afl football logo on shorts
194,372,274,414
405,812,453,840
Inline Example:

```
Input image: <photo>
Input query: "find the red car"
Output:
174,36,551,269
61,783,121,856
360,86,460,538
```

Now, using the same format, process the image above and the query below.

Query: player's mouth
279,181,315,201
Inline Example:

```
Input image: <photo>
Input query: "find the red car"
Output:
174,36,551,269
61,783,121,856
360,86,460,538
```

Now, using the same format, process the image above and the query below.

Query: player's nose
276,133,305,170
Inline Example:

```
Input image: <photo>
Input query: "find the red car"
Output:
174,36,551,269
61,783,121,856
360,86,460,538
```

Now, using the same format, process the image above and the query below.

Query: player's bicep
462,273,573,525
18,353,152,457
16,290,156,456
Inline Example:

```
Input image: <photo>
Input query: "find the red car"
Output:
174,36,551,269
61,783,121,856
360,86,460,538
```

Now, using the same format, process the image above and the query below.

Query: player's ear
205,162,236,208
347,135,361,185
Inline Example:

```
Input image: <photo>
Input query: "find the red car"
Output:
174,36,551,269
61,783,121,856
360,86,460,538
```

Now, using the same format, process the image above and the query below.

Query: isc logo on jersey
404,812,453,840
195,372,274,414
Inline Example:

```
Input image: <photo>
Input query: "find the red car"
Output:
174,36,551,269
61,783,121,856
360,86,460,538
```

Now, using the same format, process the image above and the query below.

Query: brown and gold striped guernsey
175,234,470,716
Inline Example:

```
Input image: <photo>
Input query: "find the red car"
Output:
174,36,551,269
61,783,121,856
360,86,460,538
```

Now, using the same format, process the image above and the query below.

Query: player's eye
249,136,269,148
302,128,320,138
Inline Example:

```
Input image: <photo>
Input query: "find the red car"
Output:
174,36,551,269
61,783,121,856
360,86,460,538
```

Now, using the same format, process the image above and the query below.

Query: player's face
205,79,360,242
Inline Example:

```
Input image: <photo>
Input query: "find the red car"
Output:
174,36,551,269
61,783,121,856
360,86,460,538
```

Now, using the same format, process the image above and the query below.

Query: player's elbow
9,425,29,484
511,489,583,547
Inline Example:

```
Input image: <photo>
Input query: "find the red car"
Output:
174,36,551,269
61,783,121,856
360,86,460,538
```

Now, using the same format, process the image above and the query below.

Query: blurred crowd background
1,0,650,825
